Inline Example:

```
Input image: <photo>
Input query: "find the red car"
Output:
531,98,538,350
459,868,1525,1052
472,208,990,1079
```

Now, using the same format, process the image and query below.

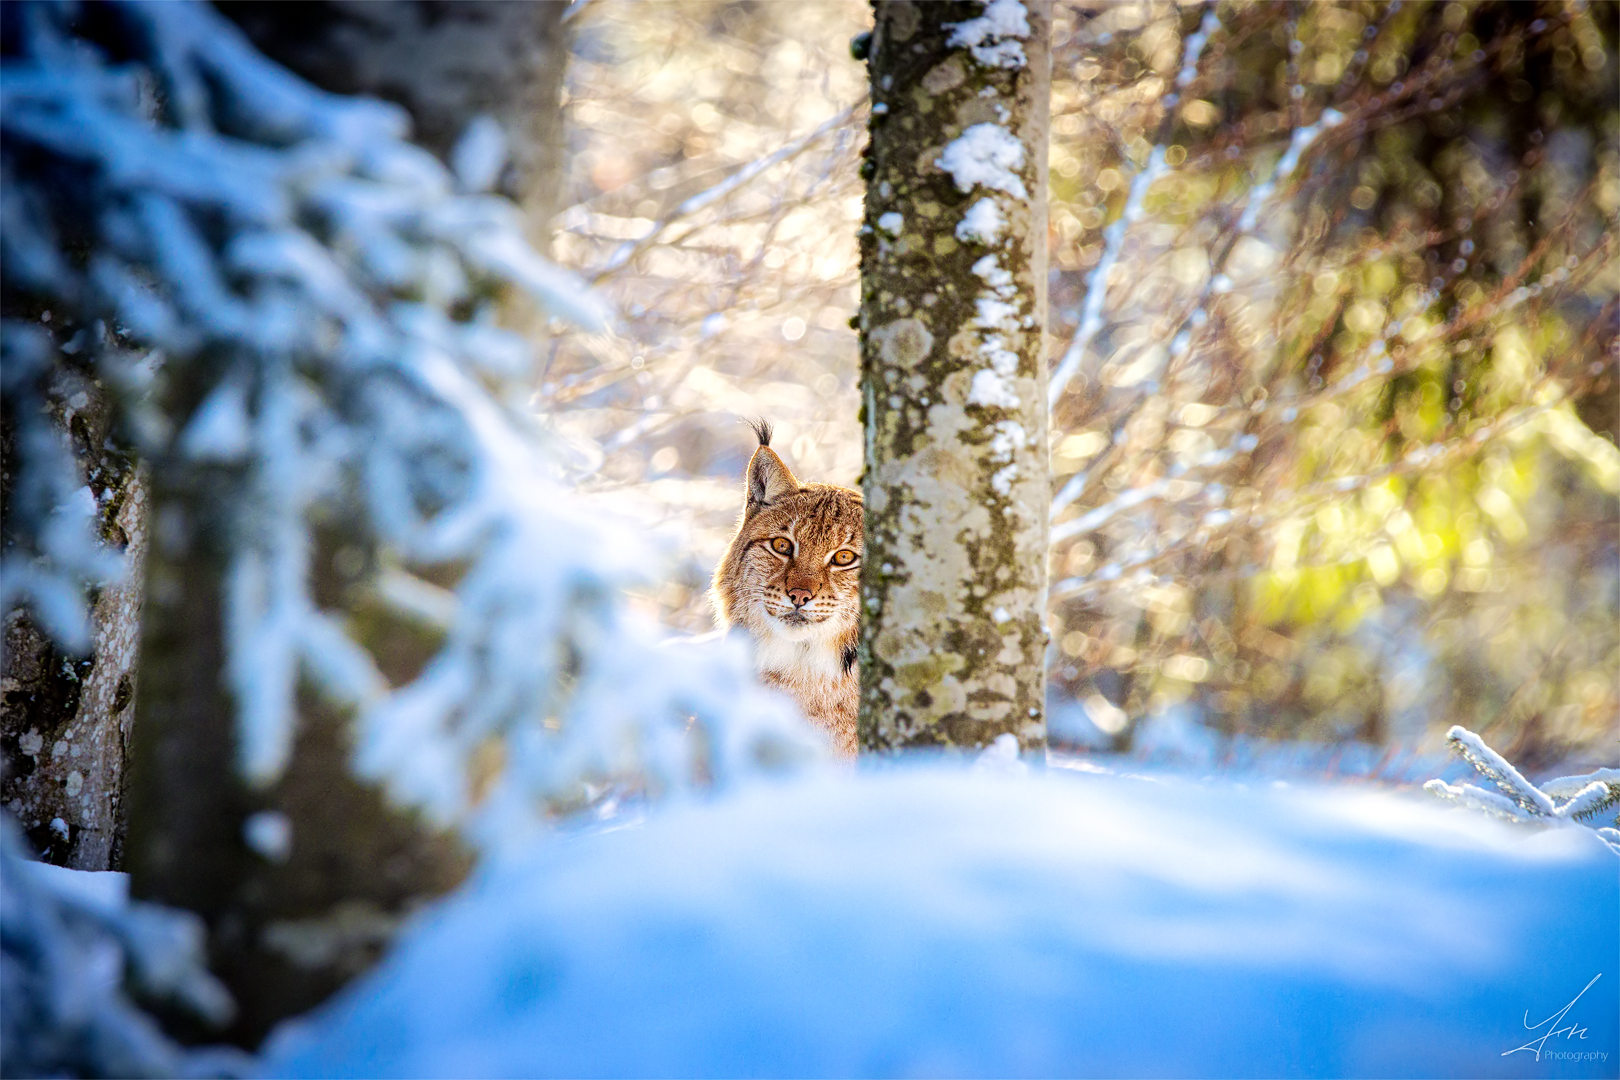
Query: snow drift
264,765,1618,1078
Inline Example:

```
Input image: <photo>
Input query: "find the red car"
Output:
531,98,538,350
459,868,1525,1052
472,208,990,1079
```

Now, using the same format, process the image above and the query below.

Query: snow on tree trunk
126,489,476,1045
2,374,146,871
122,2,570,1046
857,1,1051,756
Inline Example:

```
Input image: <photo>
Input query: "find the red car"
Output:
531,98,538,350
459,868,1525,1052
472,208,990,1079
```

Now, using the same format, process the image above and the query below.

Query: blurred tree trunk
222,1,570,245
127,500,476,1047
857,1,1051,756
1,376,145,871
224,0,570,342
127,3,569,1047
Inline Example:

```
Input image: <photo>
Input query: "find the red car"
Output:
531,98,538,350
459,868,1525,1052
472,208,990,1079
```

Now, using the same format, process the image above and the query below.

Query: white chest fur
751,621,847,684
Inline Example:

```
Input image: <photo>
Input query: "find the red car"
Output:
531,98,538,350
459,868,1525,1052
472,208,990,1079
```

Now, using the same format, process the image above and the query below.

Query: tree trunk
126,4,570,1046
223,0,570,343
1,375,146,871
857,0,1051,755
222,1,570,246
125,496,472,1045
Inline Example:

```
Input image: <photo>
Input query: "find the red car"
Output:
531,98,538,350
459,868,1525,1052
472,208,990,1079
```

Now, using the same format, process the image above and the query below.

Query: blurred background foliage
549,0,1615,775
1042,0,1615,774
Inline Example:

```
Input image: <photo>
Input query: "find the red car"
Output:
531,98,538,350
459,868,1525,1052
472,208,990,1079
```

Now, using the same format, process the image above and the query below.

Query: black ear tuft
746,417,773,447
842,643,858,674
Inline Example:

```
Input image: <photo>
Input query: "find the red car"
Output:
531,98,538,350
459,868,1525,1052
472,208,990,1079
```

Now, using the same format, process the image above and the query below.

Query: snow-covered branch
1047,7,1224,409
0,817,249,1077
1425,726,1619,852
1,0,820,852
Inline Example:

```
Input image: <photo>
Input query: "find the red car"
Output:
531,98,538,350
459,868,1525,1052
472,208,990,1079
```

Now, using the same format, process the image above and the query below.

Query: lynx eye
769,537,794,556
830,549,858,567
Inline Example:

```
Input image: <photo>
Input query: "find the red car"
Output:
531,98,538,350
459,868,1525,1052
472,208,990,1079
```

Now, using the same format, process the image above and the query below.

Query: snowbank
0,820,246,1078
263,766,1617,1078
11,860,130,912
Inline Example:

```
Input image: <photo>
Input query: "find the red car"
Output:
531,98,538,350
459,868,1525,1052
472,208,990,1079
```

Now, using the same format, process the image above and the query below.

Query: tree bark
222,1,570,246
223,0,571,344
857,0,1051,755
126,4,569,1046
1,375,146,871
125,495,472,1044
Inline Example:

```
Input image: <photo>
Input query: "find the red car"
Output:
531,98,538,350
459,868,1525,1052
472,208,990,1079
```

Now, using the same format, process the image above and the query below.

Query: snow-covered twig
1421,779,1535,824
1047,8,1219,409
1440,726,1555,816
1425,727,1619,851
1553,781,1619,822
1046,147,1166,409
1542,766,1620,799
1544,768,1620,822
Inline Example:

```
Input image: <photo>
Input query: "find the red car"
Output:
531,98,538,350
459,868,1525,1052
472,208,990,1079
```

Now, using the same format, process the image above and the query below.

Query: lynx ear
746,445,799,514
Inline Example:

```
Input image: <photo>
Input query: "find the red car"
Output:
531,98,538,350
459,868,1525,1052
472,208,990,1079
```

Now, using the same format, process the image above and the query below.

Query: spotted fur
712,421,862,756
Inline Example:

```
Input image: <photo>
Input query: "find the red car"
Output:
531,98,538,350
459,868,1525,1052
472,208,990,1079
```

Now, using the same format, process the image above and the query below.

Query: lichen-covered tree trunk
1,376,146,870
126,5,569,1046
857,0,1051,755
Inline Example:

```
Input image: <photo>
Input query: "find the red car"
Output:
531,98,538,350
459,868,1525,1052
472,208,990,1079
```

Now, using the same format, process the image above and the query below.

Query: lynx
712,421,862,757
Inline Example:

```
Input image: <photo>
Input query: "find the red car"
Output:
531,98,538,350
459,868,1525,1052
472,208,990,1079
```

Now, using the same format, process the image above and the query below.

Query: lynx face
712,421,862,755
733,491,861,640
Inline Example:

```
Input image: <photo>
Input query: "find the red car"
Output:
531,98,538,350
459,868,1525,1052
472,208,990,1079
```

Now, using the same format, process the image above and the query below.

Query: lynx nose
786,587,814,608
